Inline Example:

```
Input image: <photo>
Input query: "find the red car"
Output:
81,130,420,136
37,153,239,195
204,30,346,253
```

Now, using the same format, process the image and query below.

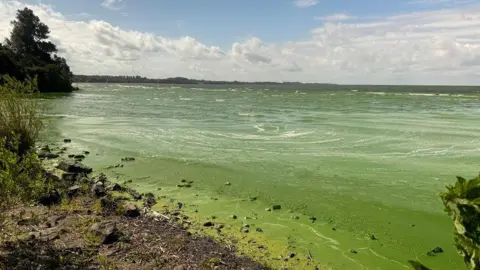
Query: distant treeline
73,75,480,93
72,75,310,85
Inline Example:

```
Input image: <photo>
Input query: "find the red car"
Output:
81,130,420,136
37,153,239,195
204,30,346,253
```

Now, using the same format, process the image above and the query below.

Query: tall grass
0,75,47,214
0,75,42,156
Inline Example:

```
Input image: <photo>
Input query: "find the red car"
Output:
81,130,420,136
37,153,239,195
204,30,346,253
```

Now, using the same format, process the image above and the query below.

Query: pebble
203,221,214,227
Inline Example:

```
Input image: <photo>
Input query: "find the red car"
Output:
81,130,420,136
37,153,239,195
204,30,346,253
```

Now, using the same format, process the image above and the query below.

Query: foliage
1,8,73,92
0,135,49,212
440,174,480,269
0,76,47,217
0,75,42,156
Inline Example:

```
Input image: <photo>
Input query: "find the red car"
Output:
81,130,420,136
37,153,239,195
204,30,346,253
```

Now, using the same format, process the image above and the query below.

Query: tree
0,8,74,92
5,8,57,61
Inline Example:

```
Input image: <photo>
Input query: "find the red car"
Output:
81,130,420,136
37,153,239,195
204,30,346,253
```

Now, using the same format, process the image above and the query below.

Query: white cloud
1,1,480,84
316,13,358,21
294,0,319,8
101,0,125,10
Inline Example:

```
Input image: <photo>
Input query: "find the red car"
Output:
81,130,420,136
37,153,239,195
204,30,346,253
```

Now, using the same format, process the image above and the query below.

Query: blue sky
22,0,475,48
1,0,480,84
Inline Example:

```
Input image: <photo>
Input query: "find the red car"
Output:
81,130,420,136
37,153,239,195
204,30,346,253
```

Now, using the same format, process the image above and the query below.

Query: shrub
440,174,480,269
0,75,43,156
0,76,47,218
0,135,48,212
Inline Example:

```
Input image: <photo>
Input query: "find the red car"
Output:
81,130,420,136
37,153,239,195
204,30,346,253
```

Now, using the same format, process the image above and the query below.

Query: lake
41,83,480,269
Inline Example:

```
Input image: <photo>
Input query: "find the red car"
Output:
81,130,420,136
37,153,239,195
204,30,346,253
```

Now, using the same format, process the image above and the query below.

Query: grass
0,75,47,218
0,75,42,156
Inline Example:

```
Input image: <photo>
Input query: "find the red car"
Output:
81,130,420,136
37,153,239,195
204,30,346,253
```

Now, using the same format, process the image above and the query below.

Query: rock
133,193,142,201
60,147,67,151
241,227,250,233
29,227,61,241
40,145,50,151
46,215,66,227
89,221,119,244
181,179,187,183
427,247,444,256
45,172,60,182
243,224,250,228
332,227,337,231
265,208,272,212
309,216,317,223
68,154,75,158
121,157,135,162
143,193,157,208
203,221,214,227
272,205,281,210
350,249,358,254
231,215,238,220
57,160,92,174
111,183,123,191
38,190,61,206
292,216,300,220
225,182,231,186
64,138,72,143
74,154,85,160
62,173,77,182
38,151,59,159
176,202,183,209
83,151,90,155
289,252,296,258
100,196,117,211
95,173,108,184
256,228,263,233
370,234,377,240
91,182,106,197
250,196,258,201
122,203,140,218
68,185,81,197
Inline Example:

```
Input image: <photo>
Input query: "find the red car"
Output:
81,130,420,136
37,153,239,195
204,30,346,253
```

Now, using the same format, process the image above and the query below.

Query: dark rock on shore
203,221,214,227
272,205,281,210
57,160,92,174
83,151,90,155
89,221,119,244
91,182,106,197
122,203,140,218
74,154,85,160
68,154,75,158
68,185,81,197
143,193,157,208
38,151,59,159
63,138,72,143
111,183,124,192
121,157,135,162
427,247,444,256
38,190,61,206
309,216,317,223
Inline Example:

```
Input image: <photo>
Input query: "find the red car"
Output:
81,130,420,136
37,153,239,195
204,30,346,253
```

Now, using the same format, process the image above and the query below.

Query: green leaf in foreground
441,174,480,269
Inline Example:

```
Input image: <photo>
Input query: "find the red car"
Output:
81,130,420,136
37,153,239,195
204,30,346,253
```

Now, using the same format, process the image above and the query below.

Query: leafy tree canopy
0,8,74,93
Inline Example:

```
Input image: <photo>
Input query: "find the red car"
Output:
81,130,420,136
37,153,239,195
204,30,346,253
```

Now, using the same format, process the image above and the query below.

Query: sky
1,0,480,85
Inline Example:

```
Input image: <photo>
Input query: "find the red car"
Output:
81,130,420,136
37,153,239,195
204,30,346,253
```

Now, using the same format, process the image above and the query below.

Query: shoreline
0,138,319,269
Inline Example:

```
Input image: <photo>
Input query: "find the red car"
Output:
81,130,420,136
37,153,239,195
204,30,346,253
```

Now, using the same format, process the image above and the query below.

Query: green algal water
40,83,480,269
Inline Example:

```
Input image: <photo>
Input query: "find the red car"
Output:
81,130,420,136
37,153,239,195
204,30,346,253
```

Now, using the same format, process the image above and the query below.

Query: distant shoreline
73,75,480,93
